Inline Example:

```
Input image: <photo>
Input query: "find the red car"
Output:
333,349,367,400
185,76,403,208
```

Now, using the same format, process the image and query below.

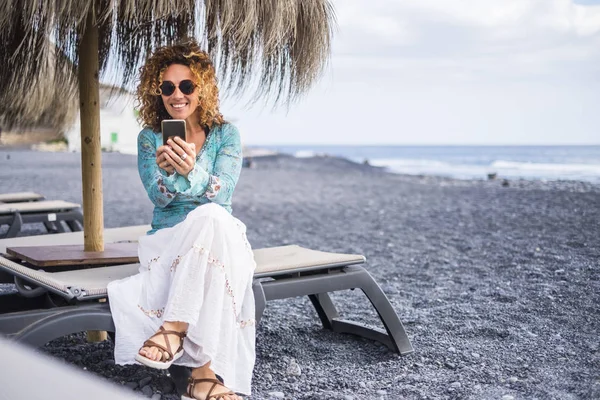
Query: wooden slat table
6,243,139,267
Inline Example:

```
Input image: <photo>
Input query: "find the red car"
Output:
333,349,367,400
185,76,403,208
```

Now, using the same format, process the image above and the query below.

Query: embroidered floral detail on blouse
170,255,182,272
138,304,164,318
157,177,174,196
148,256,160,270
205,175,222,200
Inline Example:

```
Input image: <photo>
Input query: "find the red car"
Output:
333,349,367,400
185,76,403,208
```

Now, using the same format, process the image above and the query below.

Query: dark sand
0,149,598,400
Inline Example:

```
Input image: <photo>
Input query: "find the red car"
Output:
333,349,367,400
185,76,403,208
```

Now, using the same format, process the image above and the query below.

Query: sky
222,0,600,146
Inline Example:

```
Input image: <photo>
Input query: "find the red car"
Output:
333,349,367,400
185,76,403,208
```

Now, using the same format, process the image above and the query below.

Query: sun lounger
0,227,414,358
0,200,84,238
0,192,45,203
0,336,146,400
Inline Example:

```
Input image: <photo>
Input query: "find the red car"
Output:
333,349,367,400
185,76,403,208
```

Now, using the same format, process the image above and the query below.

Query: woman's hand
162,137,197,177
156,146,175,175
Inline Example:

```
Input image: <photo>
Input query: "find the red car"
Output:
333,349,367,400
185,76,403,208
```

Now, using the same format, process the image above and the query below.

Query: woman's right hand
156,146,175,175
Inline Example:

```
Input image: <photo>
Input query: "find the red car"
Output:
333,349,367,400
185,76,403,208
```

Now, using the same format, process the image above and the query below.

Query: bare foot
186,364,241,400
138,321,188,362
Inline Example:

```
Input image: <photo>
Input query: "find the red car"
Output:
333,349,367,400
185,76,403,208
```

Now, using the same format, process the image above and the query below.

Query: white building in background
66,84,141,155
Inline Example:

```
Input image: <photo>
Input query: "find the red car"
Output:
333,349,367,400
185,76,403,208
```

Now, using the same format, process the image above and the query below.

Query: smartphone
161,119,186,145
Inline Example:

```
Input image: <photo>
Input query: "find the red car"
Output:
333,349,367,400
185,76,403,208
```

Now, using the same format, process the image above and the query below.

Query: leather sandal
134,326,187,370
181,377,239,400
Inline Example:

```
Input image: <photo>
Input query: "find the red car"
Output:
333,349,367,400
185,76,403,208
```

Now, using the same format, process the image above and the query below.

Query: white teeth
172,104,186,109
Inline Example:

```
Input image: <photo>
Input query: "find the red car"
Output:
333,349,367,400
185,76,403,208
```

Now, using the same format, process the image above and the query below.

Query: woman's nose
172,86,184,97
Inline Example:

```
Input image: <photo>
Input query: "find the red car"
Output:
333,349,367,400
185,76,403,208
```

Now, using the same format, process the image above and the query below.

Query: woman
107,40,255,400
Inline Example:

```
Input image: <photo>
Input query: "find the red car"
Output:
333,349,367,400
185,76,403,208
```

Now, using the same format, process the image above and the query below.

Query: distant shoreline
2,146,600,192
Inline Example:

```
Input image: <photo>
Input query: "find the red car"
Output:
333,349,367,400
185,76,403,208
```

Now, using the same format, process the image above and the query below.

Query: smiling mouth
171,103,188,109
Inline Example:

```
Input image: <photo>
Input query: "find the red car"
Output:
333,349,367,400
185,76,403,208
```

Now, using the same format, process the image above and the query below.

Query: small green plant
47,137,69,145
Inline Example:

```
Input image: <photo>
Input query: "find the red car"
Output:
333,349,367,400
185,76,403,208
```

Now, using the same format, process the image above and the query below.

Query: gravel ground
1,149,599,400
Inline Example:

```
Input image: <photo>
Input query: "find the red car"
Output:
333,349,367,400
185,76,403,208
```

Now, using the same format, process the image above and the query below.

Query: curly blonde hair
136,40,224,132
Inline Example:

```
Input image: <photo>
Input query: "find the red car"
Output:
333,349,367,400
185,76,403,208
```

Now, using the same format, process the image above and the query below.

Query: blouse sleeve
137,128,179,208
176,124,243,206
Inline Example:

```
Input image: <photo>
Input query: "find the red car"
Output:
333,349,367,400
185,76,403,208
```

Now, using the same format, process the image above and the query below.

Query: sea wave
294,150,318,158
490,160,600,174
371,158,600,182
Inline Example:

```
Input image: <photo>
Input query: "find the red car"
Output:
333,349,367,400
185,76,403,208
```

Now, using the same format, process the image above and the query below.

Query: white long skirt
107,203,257,395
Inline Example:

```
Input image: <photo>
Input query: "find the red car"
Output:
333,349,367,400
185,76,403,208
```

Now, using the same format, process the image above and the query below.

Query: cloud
227,0,600,145
573,0,600,5
331,0,600,82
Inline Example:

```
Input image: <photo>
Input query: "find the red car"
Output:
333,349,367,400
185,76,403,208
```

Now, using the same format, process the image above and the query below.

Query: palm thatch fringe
0,0,335,131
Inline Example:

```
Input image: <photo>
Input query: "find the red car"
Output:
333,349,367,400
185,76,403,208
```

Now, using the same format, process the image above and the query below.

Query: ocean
255,145,600,183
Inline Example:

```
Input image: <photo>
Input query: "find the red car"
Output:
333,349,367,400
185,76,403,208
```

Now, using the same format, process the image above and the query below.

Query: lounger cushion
0,200,81,215
0,192,44,203
0,245,365,299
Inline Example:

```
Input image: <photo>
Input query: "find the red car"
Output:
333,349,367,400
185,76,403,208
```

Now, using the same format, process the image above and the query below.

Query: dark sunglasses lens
179,80,195,95
160,81,176,96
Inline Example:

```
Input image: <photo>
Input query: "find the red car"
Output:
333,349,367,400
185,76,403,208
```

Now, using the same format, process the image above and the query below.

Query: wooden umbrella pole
78,7,104,253
79,7,106,343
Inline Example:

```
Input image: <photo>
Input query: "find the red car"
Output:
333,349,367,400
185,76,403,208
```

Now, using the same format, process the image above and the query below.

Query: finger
173,137,196,158
165,147,182,165
185,142,196,157
167,138,184,156
166,151,189,175
167,146,189,168
163,152,183,171
176,138,195,154
173,136,188,148
156,145,171,155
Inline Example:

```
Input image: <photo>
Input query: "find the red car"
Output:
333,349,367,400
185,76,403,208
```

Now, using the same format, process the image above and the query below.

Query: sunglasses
159,80,196,96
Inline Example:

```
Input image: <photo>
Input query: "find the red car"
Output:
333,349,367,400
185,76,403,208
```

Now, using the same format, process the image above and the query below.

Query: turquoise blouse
137,123,242,234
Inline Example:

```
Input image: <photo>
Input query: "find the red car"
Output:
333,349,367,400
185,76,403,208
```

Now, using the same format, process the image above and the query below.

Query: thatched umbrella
0,0,334,251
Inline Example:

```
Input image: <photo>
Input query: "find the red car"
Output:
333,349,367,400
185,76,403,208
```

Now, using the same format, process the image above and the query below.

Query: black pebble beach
1,149,598,399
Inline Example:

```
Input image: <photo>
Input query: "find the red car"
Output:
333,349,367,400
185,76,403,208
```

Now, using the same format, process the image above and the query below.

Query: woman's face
160,64,199,121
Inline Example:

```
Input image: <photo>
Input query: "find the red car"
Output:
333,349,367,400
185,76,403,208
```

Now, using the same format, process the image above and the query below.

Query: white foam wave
294,150,317,158
371,158,600,182
490,160,600,174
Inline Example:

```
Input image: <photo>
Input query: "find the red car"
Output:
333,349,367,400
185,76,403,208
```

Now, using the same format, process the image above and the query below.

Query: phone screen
161,119,186,145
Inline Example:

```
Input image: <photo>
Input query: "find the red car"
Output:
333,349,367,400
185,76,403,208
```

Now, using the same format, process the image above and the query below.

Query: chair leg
308,293,339,330
350,268,414,355
66,211,84,232
43,221,59,233
54,221,67,233
253,280,267,324
3,212,23,238
261,266,414,355
65,219,80,232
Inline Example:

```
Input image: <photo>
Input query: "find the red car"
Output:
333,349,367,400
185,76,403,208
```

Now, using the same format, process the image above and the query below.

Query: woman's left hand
163,137,197,177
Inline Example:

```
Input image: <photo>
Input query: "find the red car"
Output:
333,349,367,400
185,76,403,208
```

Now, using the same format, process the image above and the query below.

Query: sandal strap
141,326,187,362
187,378,236,399
141,339,172,360
158,327,187,339
156,326,186,354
